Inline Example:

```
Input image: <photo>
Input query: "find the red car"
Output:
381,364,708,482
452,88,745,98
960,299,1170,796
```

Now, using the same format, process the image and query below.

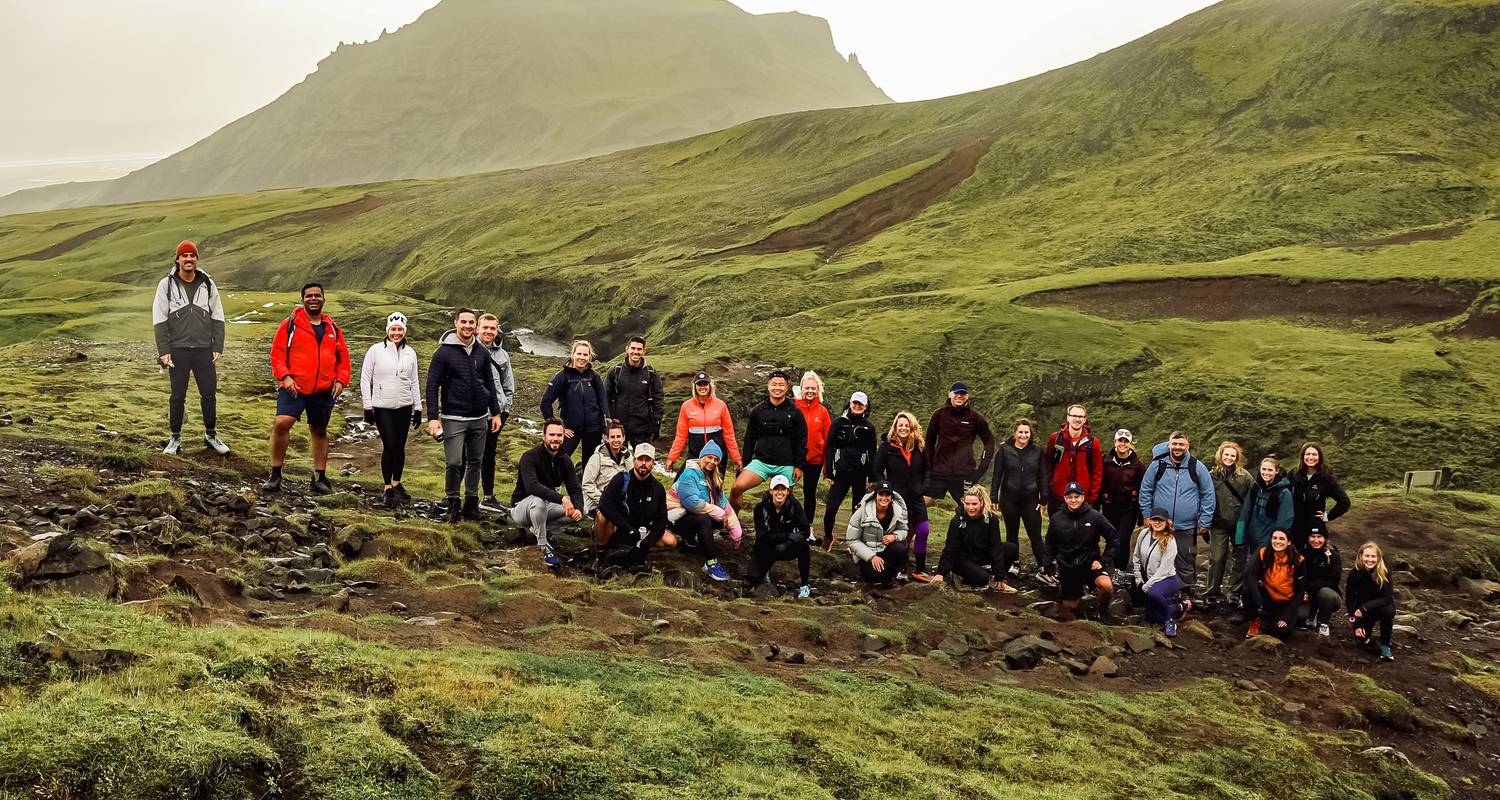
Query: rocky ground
2,428,1499,797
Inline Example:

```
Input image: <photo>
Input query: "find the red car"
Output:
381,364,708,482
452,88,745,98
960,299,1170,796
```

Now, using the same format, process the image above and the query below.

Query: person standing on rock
1136,432,1215,598
1231,455,1294,624
731,370,807,512
511,418,585,567
666,440,741,582
925,381,997,508
1045,481,1117,620
1288,442,1350,554
991,418,1050,585
597,443,675,572
477,313,515,514
266,282,350,495
821,391,877,548
583,422,632,548
668,371,742,476
1045,404,1102,514
930,485,1017,593
794,371,832,522
1099,429,1146,589
1346,541,1396,661
746,474,813,599
1243,529,1305,639
152,240,228,456
425,308,502,522
1206,441,1253,610
541,340,609,469
871,411,929,576
605,336,663,449
846,480,909,587
359,312,423,508
1301,530,1342,637
1132,508,1188,637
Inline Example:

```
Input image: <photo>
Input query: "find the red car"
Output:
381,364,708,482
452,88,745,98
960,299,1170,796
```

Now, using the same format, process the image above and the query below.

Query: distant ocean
0,154,164,199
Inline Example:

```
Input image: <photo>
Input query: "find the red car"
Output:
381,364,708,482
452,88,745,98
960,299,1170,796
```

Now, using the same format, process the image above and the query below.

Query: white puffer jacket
360,340,423,411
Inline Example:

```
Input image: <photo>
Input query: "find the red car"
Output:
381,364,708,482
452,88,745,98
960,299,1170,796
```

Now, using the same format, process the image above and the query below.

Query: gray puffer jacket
845,491,909,563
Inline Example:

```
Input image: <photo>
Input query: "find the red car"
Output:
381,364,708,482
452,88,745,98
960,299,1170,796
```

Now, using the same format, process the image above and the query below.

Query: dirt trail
708,142,990,261
1,221,130,263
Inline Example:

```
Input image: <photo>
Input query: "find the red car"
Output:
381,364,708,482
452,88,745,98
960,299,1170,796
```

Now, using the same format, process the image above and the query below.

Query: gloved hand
411,408,423,430
363,408,375,425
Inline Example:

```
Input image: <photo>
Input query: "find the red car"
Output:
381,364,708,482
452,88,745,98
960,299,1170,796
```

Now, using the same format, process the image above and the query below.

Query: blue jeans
1144,575,1184,624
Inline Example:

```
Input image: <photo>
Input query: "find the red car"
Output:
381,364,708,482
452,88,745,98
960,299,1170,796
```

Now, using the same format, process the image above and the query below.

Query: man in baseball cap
1045,480,1118,620
1100,427,1146,589
746,472,814,599
597,441,675,572
152,240,229,456
921,380,996,578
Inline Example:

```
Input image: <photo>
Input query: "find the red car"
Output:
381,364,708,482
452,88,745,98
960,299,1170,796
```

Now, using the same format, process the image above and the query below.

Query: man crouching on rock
512,418,585,568
597,443,676,572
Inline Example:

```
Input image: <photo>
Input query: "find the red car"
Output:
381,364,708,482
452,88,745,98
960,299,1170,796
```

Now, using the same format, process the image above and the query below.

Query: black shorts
924,475,969,500
276,388,335,428
1059,564,1110,600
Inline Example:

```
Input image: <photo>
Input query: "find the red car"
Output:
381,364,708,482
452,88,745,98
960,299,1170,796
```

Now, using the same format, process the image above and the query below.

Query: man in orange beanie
151,240,229,455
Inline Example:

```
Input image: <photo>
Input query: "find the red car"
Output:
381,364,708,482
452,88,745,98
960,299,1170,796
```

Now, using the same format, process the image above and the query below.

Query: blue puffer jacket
540,364,608,432
1137,442,1216,532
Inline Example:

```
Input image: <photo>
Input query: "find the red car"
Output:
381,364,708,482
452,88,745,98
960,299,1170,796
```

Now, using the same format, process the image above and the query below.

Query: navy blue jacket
541,364,608,432
425,332,499,420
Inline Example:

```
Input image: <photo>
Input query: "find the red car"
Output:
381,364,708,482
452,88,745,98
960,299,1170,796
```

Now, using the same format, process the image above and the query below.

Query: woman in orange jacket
668,371,741,475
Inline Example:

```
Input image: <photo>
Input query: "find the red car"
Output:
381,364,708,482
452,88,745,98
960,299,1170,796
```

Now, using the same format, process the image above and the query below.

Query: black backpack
1151,454,1206,494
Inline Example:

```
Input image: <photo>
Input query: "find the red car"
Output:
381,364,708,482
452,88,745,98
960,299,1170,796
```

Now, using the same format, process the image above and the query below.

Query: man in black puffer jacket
1045,482,1117,619
425,309,502,522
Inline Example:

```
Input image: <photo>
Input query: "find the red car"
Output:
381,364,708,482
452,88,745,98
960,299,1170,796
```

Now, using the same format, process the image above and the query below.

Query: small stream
512,327,570,358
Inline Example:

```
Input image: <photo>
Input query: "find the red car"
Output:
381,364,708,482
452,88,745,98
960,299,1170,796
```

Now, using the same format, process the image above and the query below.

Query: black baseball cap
873,480,895,495
1064,481,1085,496
694,371,711,384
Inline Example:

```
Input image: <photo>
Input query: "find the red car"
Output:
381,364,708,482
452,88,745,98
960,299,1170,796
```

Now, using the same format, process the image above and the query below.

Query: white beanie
386,312,408,334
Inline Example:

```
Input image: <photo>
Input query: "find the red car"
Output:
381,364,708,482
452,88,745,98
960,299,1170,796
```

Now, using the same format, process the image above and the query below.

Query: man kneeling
1046,481,1117,619
597,443,676,571
746,475,812,599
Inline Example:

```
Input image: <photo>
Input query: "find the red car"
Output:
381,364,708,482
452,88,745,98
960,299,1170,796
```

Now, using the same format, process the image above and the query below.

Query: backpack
1051,429,1095,465
282,315,342,368
1152,454,1206,494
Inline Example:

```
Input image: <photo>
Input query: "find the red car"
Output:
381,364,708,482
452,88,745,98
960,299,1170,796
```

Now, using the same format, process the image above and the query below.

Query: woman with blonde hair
1346,541,1396,661
794,370,832,520
931,484,1017,592
540,339,609,468
1206,440,1253,608
1132,507,1188,636
871,411,930,571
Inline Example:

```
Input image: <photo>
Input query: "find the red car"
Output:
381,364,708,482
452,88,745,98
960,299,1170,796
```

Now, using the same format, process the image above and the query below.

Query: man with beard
266,283,350,494
597,443,675,571
426,309,503,522
511,419,586,567
606,336,663,448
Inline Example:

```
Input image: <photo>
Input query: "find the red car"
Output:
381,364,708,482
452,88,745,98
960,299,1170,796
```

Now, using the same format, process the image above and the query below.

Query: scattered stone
1124,631,1156,653
938,635,970,657
1181,620,1214,641
404,616,439,626
332,525,367,557
1244,635,1283,652
1469,723,1488,738
652,618,670,630
1088,656,1118,677
1001,635,1060,670
1394,613,1422,627
761,643,781,662
1392,624,1418,637
1360,746,1412,767
1235,679,1259,692
1062,657,1090,675
926,650,955,666
1283,702,1305,713
246,585,282,601
15,641,141,673
861,634,889,653
391,602,408,613
324,588,352,613
784,651,807,665
1391,570,1419,586
247,609,267,620
1438,610,1473,629
6,534,110,590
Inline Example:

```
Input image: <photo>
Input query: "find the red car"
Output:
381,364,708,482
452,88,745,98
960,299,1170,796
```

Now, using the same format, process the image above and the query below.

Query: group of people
152,243,1398,661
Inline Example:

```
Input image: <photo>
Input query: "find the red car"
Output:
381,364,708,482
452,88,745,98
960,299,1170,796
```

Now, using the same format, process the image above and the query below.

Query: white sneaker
163,435,181,455
204,434,230,455
1317,623,1330,638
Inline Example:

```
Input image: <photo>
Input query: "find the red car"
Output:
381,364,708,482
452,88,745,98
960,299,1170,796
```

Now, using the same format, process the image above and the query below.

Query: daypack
1151,453,1206,494
1051,430,1094,464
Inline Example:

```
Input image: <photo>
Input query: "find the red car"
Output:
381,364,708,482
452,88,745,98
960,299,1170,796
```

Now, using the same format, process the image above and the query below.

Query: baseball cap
693,371,711,384
1063,481,1085,496
1115,429,1133,442
950,381,969,394
769,474,791,490
633,442,656,460
1148,507,1170,520
850,391,869,405
873,480,894,494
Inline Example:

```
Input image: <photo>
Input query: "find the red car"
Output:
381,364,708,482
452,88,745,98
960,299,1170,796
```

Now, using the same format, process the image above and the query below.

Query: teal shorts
745,460,797,483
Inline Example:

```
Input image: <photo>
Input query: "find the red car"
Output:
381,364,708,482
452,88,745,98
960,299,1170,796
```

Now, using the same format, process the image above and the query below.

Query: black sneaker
263,472,283,492
393,484,411,502
462,496,482,522
383,488,397,509
310,474,333,495
444,499,462,524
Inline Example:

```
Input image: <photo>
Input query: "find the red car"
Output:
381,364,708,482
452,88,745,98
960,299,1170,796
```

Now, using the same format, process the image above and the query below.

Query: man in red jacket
1046,404,1103,514
265,283,351,494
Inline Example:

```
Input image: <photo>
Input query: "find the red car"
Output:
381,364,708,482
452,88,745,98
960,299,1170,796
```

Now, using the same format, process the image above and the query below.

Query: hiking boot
479,497,508,515
1164,618,1178,638
383,488,397,509
702,560,730,582
203,434,230,455
1008,563,1020,577
393,484,411,502
541,545,561,568
1317,623,1331,638
163,435,182,455
262,472,283,492
796,585,811,600
444,498,462,524
1037,572,1059,589
1245,620,1261,638
462,496,482,521
1379,645,1394,662
310,474,333,495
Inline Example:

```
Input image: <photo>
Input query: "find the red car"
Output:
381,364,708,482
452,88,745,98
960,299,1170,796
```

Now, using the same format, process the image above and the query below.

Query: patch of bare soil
1020,277,1482,332
708,142,990,261
206,194,388,247
1,221,130,263
1323,222,1469,248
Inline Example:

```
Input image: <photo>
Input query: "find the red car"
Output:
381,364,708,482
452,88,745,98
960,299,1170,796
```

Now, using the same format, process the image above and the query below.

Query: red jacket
270,306,351,395
1047,425,1104,504
795,397,832,466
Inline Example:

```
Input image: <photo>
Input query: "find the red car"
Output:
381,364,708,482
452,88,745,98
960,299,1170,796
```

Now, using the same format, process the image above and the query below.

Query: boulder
1391,570,1419,586
1062,658,1090,675
6,534,108,584
1181,620,1214,641
1001,635,1060,670
332,525,366,557
1088,656,1118,677
1124,631,1156,654
938,635,970,657
861,634,890,653
1457,577,1500,602
1243,635,1283,652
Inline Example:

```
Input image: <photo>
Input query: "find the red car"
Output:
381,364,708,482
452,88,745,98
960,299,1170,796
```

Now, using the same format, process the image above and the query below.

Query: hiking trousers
168,347,217,435
441,417,488,499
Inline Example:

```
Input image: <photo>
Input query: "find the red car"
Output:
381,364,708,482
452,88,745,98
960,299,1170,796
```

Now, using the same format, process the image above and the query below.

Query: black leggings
857,540,908,586
481,428,500,497
1000,497,1046,566
372,406,412,485
803,464,822,521
747,538,811,586
949,544,1018,587
1102,501,1139,575
168,347,217,435
670,514,720,560
822,473,869,541
560,428,602,472
1353,606,1395,647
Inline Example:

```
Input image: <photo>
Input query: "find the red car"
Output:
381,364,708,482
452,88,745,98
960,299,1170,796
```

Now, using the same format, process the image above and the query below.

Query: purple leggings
1144,575,1184,624
911,520,931,556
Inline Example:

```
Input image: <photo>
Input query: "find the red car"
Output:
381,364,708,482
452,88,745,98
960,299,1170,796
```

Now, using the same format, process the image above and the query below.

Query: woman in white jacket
1133,507,1191,637
360,313,423,507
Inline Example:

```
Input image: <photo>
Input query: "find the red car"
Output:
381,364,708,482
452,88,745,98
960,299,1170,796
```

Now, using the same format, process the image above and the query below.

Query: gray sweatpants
1174,528,1199,594
511,495,566,546
442,416,489,499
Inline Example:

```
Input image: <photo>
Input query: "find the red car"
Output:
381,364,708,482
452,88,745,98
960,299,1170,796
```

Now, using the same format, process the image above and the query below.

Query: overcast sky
0,0,1216,192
